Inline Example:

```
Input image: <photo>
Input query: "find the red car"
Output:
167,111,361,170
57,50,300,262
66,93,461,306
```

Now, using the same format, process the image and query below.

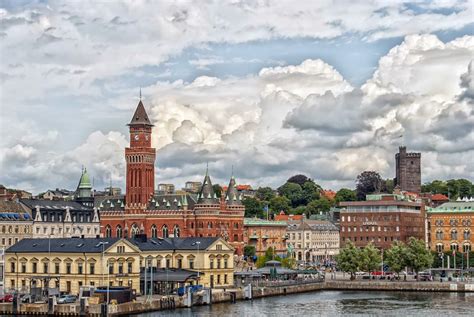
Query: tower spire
139,87,142,101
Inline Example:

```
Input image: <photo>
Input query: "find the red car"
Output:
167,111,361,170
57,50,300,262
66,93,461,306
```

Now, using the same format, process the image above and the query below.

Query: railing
251,277,324,288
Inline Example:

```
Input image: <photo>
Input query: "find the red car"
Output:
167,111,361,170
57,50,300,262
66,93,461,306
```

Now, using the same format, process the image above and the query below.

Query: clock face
134,134,139,141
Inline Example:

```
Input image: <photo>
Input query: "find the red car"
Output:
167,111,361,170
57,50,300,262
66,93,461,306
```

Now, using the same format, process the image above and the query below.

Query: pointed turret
225,174,242,206
197,167,219,204
128,100,154,127
75,167,94,207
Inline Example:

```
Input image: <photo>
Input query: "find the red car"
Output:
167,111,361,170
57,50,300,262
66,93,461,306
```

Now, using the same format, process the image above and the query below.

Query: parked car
0,294,14,302
20,294,32,303
57,295,77,304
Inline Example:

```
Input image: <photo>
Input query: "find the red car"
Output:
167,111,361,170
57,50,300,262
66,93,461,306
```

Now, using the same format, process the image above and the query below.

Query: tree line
336,238,433,280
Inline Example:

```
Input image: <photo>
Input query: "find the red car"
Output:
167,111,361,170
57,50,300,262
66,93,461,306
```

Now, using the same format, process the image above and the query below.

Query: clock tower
125,99,156,209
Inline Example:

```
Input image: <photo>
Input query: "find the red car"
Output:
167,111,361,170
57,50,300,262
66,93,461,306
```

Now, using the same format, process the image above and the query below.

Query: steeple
225,172,242,206
128,100,153,127
197,167,219,205
76,168,92,197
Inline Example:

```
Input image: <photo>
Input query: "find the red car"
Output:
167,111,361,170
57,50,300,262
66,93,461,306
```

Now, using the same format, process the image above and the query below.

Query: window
131,224,139,237
55,263,60,274
118,263,123,274
21,263,26,273
436,244,444,252
90,263,95,275
109,264,114,274
173,225,180,237
217,259,221,269
116,225,122,238
224,274,228,284
105,225,112,238
162,225,169,238
117,246,125,253
151,225,157,238
32,262,37,273
450,244,459,252
189,259,194,269
78,263,83,274
451,230,458,240
10,262,15,273
43,263,48,274
224,258,228,269
436,230,443,240
463,244,471,253
165,258,170,268
177,259,182,269
66,263,71,274
217,275,221,284
464,230,471,240
127,262,132,274
210,259,214,269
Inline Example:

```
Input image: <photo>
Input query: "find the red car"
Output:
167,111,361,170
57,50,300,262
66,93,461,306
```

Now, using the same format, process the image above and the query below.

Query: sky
0,0,473,194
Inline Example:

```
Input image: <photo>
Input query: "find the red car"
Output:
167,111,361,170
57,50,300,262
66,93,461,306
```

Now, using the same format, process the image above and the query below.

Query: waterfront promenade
2,280,474,316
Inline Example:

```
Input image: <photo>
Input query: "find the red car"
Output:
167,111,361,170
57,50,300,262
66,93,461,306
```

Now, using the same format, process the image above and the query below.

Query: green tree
384,241,408,277
360,243,381,273
242,197,263,218
269,196,291,213
281,257,296,269
306,198,331,215
212,184,222,198
335,188,357,203
405,237,433,279
422,180,448,195
244,245,256,258
291,206,306,215
278,182,304,207
457,179,473,198
382,178,394,194
287,174,310,187
335,241,361,280
256,187,276,201
302,181,322,203
356,171,383,200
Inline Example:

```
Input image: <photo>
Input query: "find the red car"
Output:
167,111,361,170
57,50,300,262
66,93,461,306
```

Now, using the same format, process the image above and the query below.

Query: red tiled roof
274,213,303,221
431,193,449,201
321,189,336,200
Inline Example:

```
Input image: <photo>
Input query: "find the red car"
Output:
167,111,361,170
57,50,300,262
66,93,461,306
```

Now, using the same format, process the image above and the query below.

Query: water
137,291,474,316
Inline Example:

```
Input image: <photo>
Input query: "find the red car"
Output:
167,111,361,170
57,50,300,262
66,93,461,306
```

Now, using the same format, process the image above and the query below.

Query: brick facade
99,100,245,255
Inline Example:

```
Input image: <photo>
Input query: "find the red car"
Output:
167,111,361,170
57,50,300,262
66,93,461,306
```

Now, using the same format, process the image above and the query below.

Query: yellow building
4,238,141,295
427,201,473,253
5,236,235,296
130,235,234,289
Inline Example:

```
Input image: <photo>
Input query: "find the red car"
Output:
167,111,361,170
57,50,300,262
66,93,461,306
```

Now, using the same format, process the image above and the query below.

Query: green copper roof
427,201,474,213
244,218,287,226
78,168,92,189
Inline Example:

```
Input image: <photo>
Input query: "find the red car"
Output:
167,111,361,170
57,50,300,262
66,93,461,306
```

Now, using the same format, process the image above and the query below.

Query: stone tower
125,100,156,208
394,146,421,194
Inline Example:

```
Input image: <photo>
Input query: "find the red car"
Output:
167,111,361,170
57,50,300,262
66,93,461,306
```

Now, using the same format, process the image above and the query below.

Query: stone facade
395,146,421,194
339,194,425,249
286,219,339,264
100,100,245,255
427,201,473,253
243,218,288,256
0,200,33,248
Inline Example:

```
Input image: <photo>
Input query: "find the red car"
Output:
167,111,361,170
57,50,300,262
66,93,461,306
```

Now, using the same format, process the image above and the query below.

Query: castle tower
75,167,94,207
225,174,242,206
125,99,156,208
394,146,421,194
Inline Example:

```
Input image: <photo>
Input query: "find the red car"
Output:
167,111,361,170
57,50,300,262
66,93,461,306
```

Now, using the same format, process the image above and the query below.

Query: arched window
464,229,471,240
173,225,180,238
131,224,139,238
451,229,457,240
190,222,194,229
436,230,443,240
450,243,458,252
436,243,443,252
116,225,122,238
105,225,111,238
162,225,169,238
463,243,471,253
207,222,212,229
151,225,157,238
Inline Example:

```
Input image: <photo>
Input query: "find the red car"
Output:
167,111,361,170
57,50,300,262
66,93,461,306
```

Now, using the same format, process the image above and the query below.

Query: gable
105,239,141,255
207,238,234,252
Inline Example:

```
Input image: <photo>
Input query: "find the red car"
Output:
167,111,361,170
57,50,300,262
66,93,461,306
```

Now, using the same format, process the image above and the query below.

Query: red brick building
99,100,245,254
339,194,425,249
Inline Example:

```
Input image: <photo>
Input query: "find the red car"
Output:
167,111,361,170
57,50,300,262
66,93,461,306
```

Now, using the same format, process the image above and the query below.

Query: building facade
243,218,288,257
20,169,100,238
0,200,33,248
286,219,339,265
4,237,141,295
427,201,473,253
394,146,421,194
339,194,425,249
130,235,234,289
99,100,245,254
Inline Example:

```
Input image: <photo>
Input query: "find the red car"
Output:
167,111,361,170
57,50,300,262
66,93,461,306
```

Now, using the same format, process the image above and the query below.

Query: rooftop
427,201,474,213
244,218,287,227
6,238,120,253
128,236,224,251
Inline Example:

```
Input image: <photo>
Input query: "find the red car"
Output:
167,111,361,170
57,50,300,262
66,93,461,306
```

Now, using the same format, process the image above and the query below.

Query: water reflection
137,291,474,316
